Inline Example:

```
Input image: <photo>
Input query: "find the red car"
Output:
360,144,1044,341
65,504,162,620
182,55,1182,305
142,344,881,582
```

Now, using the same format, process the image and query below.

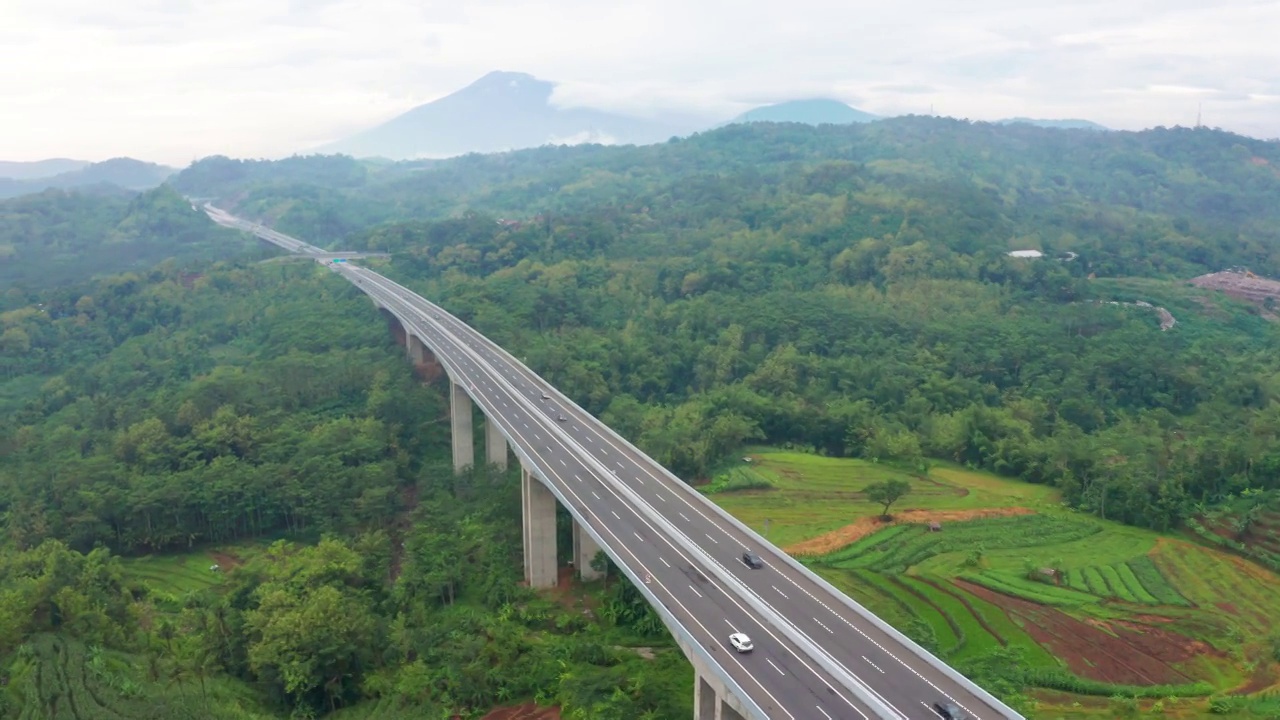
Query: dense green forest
173,119,1280,279
0,185,264,300
172,119,1280,534
0,262,689,719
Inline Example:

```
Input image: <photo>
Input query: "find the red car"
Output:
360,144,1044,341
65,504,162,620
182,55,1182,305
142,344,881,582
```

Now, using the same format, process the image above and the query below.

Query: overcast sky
2,0,1278,165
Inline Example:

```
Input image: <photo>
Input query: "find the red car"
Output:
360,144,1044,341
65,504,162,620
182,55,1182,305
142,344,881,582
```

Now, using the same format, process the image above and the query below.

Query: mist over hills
316,71,698,161
313,72,1124,161
2,73,1125,172
0,158,89,180
0,158,176,200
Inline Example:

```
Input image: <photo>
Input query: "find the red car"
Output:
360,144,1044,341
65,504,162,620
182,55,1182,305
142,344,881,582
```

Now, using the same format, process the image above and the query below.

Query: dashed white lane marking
781,577,980,717
559,459,566,467
574,474,582,482
611,511,621,520
689,585,703,598
815,707,833,720
863,656,885,673
679,512,691,522
634,532,644,541
660,557,671,567
766,658,786,676
657,494,666,502
591,491,600,499
522,422,528,428
814,618,834,634
705,534,719,544
773,585,789,599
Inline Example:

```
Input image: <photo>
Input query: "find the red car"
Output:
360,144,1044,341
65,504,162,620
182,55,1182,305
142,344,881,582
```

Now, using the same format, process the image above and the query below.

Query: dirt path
208,550,243,570
785,507,1035,556
472,703,560,720
387,482,421,584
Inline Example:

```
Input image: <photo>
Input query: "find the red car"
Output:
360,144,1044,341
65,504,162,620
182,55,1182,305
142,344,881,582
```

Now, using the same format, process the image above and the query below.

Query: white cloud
1,0,1278,164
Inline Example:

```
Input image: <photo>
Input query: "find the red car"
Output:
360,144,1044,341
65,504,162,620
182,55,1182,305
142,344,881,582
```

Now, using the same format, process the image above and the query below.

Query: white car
728,632,754,653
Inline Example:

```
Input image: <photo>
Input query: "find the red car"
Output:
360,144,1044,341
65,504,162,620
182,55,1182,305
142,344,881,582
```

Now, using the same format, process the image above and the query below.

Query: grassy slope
704,449,1280,719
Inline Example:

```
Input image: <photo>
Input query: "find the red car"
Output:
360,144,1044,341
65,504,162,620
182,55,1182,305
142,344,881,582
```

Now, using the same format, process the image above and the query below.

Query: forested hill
168,117,1280,534
0,185,263,300
171,119,1280,279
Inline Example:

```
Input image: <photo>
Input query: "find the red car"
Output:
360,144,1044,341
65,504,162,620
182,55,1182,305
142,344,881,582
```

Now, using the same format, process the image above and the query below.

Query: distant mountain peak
315,71,693,160
470,70,542,87
730,98,880,126
449,70,554,105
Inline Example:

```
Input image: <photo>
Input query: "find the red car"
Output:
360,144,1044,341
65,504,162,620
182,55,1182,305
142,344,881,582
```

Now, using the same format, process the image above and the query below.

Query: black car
932,702,967,720
742,552,764,569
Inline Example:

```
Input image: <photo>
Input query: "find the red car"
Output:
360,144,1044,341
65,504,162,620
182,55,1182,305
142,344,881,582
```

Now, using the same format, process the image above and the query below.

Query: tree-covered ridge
328,201,1279,534
0,185,262,298
0,261,693,719
0,262,442,552
174,120,1280,277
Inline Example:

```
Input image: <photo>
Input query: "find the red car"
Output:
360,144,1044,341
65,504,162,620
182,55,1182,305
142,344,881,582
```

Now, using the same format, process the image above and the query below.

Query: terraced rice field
120,552,226,597
705,450,1280,714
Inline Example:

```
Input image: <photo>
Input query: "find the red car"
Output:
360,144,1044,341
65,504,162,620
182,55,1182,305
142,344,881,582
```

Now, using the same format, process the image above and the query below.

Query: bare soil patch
1190,270,1280,313
786,507,1035,556
1234,658,1279,695
471,702,560,720
954,579,1197,686
208,550,243,570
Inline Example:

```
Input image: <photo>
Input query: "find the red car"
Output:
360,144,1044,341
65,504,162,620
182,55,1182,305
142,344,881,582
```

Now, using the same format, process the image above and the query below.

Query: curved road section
205,205,1022,720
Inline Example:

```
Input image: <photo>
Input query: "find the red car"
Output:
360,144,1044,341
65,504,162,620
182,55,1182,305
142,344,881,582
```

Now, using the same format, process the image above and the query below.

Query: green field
4,634,275,720
120,542,267,610
706,450,1059,548
705,450,1280,718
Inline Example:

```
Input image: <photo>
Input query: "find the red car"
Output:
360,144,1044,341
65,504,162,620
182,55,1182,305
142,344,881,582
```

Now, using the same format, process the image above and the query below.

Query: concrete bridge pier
450,379,474,473
486,416,508,470
521,466,558,588
693,654,748,720
573,519,603,581
407,334,424,363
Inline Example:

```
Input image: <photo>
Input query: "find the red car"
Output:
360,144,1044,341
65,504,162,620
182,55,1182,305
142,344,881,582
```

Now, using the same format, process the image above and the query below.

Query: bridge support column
696,673,717,720
521,466,557,588
692,655,750,720
485,416,508,470
407,334,426,364
450,380,473,473
573,519,602,581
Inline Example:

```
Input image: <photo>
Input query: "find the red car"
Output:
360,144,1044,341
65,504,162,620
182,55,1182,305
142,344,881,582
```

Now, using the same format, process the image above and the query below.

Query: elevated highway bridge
204,204,1023,720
